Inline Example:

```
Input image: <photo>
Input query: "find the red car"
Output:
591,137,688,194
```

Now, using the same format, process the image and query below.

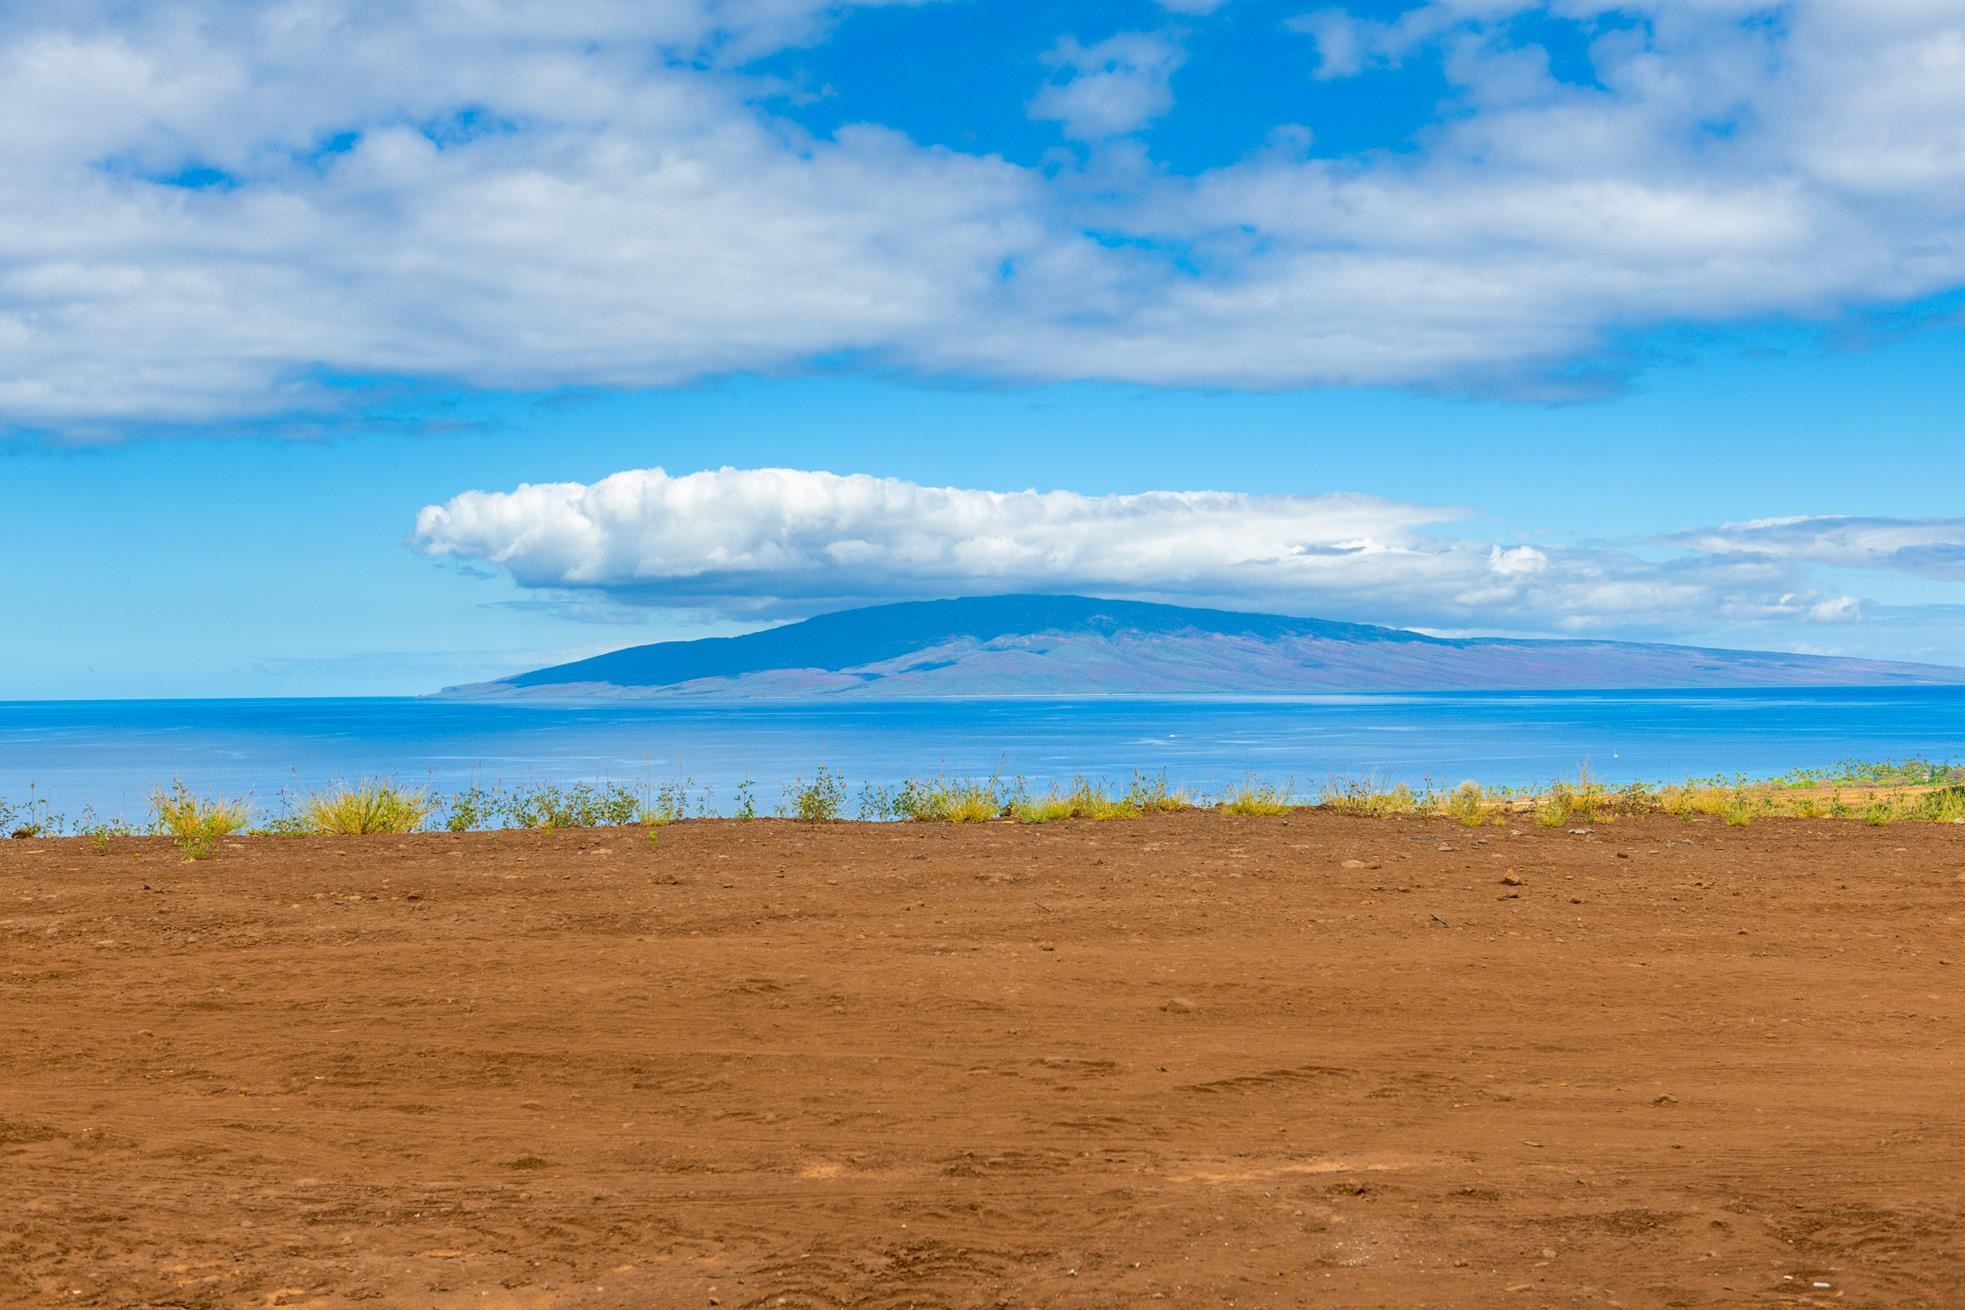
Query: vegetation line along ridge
4,759,1964,858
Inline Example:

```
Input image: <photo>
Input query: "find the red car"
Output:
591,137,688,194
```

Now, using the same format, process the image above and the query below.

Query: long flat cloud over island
413,466,1872,634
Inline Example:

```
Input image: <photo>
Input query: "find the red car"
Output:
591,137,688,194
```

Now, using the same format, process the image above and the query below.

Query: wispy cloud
1,1,1963,429
1665,516,1965,580
412,465,1868,635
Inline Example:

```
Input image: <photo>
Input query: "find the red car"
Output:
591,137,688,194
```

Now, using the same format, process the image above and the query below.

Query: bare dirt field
4,813,1963,1309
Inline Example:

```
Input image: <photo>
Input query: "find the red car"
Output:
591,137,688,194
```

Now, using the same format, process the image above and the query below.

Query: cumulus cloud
2,1,1965,429
412,465,1864,633
1666,516,1965,580
1030,32,1186,140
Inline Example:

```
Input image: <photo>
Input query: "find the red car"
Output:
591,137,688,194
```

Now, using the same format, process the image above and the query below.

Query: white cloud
1030,32,1186,140
412,465,1864,634
1666,516,1965,579
2,1,1965,428
1810,595,1866,624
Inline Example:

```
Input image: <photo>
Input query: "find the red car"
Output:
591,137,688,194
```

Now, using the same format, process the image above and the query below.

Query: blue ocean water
3,689,1963,823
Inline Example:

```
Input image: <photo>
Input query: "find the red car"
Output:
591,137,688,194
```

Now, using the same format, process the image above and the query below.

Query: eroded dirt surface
3,813,1963,1308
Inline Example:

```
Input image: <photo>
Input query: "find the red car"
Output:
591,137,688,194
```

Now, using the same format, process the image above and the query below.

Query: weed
733,776,757,822
445,784,496,833
1534,793,1570,828
501,780,643,829
1125,771,1189,815
1610,781,1656,817
69,804,138,850
1913,785,1965,822
785,767,846,824
151,781,251,860
638,780,699,825
1,784,60,838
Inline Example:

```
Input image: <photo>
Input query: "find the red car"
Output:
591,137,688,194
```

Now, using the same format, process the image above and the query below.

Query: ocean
4,688,1964,824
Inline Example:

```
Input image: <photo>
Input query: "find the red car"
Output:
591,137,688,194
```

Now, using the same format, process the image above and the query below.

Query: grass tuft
861,775,1007,823
295,781,435,835
1218,777,1295,817
1445,780,1487,827
1321,777,1420,818
151,781,251,860
1006,774,1189,823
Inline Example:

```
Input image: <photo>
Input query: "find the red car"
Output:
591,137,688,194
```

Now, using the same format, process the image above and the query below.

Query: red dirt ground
4,813,1963,1308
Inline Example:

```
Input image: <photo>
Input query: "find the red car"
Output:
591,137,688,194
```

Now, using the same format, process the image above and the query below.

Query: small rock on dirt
1501,870,1522,886
1163,997,1197,1014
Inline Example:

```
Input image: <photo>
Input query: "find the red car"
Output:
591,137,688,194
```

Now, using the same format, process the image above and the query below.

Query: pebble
1501,870,1523,886
1163,997,1197,1014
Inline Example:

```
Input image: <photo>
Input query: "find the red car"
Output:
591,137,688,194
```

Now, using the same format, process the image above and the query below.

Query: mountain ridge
439,595,1963,699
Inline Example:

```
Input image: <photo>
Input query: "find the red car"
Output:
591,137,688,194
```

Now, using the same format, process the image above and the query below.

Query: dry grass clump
924,783,1004,823
1444,780,1493,827
1008,791,1079,823
296,781,434,835
151,781,252,860
1320,777,1421,818
862,776,1006,823
1009,773,1190,824
1218,777,1295,816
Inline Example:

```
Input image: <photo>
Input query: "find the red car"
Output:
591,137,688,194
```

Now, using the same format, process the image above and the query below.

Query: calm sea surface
3,689,1963,821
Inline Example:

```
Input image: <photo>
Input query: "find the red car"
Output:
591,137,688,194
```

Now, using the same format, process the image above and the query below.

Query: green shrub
443,783,496,832
501,780,643,829
785,767,846,823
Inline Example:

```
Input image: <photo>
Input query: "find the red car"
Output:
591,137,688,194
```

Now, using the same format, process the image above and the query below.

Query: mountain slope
443,594,1963,698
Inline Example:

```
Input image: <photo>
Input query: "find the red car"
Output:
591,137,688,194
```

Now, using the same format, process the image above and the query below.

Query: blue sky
3,0,1964,698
